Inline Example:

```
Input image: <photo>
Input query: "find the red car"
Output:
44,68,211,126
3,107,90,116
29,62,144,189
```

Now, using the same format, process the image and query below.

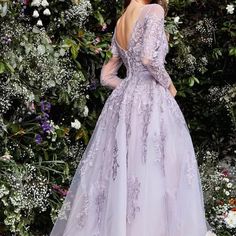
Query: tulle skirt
50,74,213,236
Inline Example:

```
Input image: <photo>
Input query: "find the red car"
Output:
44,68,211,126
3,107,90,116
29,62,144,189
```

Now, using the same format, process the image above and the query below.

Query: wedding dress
50,3,213,236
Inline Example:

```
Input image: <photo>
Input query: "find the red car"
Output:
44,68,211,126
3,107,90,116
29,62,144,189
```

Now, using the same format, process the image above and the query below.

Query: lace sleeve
100,33,123,90
141,4,172,89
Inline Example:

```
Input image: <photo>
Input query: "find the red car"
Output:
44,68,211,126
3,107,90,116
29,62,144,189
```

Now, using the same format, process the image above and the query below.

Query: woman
50,0,215,235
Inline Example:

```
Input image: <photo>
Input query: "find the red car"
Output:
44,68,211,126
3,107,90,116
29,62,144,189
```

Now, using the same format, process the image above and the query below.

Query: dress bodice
113,4,169,78
100,3,172,90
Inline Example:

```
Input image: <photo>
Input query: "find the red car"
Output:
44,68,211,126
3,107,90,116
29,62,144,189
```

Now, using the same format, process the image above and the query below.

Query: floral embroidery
93,180,108,235
159,99,167,174
141,85,154,164
77,193,89,229
112,141,120,181
126,176,141,224
109,82,130,181
152,131,162,163
95,187,106,225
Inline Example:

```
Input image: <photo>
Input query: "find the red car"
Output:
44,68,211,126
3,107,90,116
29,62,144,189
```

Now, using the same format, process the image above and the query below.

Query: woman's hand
168,81,177,97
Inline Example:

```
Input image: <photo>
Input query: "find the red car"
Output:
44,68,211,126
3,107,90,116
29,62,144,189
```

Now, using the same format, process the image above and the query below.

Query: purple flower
36,112,49,122
41,121,53,133
40,100,51,113
35,134,42,144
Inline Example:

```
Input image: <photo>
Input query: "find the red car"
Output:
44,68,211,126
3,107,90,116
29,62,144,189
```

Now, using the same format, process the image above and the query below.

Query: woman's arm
100,32,123,90
140,4,172,89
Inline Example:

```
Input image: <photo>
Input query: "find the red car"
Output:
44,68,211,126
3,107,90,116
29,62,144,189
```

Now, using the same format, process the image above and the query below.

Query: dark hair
124,0,168,16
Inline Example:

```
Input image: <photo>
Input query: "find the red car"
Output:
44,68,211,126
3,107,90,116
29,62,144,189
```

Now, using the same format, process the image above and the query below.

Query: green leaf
189,77,194,87
229,47,236,57
0,62,5,73
71,45,80,60
193,76,199,84
74,60,82,70
8,123,20,134
94,11,104,25
63,38,76,48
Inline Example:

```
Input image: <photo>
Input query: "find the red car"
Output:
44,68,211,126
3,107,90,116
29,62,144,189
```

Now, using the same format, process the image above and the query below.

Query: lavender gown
50,4,213,236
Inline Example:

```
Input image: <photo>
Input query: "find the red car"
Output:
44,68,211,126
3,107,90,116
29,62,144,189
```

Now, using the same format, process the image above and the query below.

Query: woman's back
100,0,172,89
115,0,147,51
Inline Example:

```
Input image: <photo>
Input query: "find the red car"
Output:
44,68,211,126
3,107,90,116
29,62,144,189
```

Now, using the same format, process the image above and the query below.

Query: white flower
54,125,60,130
32,10,39,18
224,210,236,228
0,151,13,161
41,0,49,7
215,186,220,191
71,119,81,130
227,183,233,188
174,16,180,24
31,0,41,7
43,8,51,16
83,106,89,117
36,19,43,26
226,4,234,14
225,190,230,196
223,177,230,182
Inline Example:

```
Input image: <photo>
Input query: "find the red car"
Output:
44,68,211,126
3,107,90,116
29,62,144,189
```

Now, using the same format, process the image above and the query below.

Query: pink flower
94,37,101,45
101,23,107,31
24,0,30,5
222,169,229,176
95,48,102,54
52,184,68,197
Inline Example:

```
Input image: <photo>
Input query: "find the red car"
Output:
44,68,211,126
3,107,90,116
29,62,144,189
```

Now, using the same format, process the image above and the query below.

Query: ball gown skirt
50,3,213,236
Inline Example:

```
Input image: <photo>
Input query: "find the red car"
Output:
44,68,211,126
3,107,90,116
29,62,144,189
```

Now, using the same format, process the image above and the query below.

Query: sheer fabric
50,3,214,236
100,36,123,89
140,5,172,89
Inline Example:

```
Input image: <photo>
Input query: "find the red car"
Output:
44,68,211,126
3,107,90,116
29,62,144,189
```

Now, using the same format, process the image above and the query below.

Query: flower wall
0,0,235,235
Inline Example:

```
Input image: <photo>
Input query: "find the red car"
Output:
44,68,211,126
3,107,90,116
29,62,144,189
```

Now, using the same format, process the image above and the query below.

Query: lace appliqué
160,99,167,173
141,85,154,163
77,193,89,229
112,141,120,181
110,87,127,181
126,176,141,224
92,179,108,236
95,187,106,225
152,131,163,163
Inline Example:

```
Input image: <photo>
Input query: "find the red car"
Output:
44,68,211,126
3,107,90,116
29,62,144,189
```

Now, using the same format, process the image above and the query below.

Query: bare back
115,0,147,51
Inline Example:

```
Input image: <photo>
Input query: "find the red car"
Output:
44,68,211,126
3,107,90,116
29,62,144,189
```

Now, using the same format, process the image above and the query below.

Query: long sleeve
140,4,172,89
100,32,123,90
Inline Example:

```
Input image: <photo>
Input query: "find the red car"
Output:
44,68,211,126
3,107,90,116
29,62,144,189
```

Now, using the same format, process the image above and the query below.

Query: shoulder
146,3,164,17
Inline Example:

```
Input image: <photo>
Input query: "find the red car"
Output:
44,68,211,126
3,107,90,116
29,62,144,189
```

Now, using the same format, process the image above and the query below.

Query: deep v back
114,4,148,52
100,2,170,90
